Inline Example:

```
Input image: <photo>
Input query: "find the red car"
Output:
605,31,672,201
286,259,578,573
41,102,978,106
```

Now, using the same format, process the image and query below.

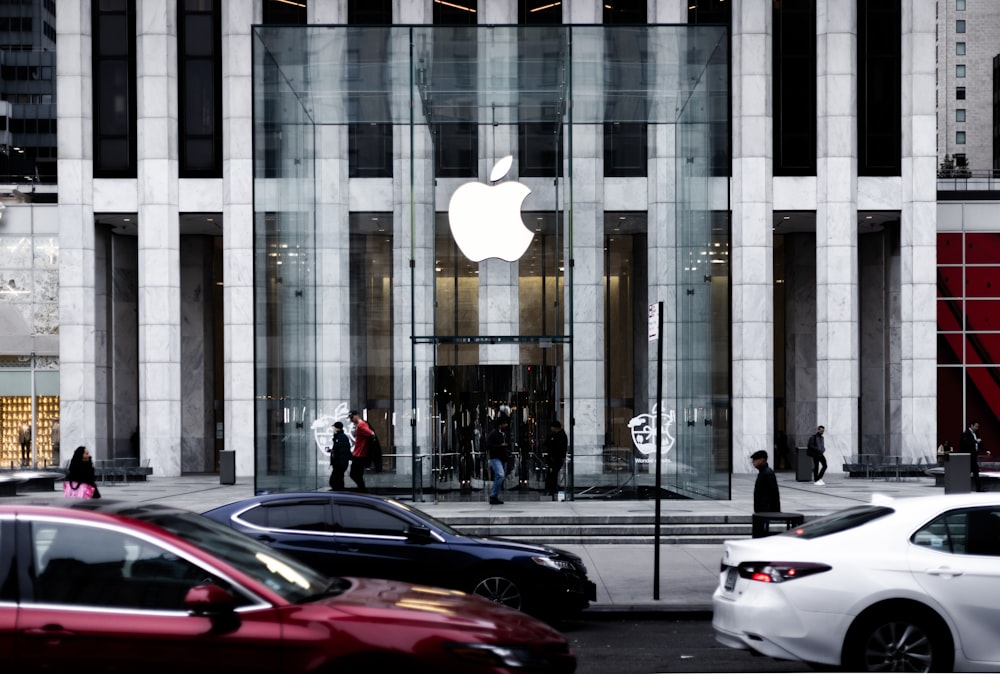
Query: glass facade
252,25,731,500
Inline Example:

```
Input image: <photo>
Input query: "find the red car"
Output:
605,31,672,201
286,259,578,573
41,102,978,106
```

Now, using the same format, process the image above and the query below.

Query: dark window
688,0,730,24
788,505,894,539
913,508,1000,556
432,13,477,178
957,86,966,100
92,0,137,177
604,8,648,178
336,503,408,536
258,502,333,532
348,5,392,178
519,7,563,179
178,0,222,177
774,0,816,176
858,0,901,176
604,0,646,23
263,0,306,24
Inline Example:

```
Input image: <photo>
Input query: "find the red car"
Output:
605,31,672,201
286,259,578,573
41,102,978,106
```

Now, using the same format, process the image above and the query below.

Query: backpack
368,433,384,473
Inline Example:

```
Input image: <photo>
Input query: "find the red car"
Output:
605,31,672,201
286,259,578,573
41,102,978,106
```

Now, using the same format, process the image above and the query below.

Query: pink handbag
63,481,95,499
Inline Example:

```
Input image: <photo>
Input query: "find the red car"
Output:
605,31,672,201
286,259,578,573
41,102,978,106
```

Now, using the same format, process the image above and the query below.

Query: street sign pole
651,301,663,600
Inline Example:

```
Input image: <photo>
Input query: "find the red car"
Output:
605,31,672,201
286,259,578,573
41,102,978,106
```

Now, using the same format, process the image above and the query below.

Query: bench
0,475,23,497
751,511,805,538
10,470,62,493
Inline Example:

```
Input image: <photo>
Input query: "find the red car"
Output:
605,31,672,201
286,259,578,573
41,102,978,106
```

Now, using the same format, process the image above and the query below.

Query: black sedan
202,492,596,619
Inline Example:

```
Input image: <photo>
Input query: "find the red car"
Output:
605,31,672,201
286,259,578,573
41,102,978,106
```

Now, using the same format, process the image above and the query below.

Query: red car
2,501,576,674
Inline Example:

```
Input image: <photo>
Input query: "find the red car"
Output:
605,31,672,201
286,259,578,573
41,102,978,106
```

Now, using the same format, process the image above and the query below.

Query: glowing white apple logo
447,155,533,262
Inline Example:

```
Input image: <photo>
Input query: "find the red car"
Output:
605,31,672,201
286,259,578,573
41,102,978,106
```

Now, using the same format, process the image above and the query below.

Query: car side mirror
405,524,434,544
184,584,241,633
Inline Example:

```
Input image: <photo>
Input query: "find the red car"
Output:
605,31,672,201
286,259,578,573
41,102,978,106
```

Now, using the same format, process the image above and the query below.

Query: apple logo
447,155,533,262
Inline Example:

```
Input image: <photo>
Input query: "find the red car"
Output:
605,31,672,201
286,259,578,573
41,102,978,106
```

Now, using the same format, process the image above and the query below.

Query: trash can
219,450,236,485
752,511,805,538
795,447,812,482
945,452,971,494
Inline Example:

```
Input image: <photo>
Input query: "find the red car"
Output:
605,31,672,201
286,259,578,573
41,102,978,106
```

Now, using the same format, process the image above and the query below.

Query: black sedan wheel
471,572,523,611
845,608,951,672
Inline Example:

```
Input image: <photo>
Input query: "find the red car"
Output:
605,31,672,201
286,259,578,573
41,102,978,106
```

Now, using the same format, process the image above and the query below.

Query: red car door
14,518,287,674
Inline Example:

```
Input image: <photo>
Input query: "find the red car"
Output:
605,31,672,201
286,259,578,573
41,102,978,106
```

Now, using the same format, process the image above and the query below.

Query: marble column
136,0,181,477
57,0,97,464
222,0,256,476
565,0,604,474
731,0,774,473
900,0,938,461
395,0,434,472
815,0,859,472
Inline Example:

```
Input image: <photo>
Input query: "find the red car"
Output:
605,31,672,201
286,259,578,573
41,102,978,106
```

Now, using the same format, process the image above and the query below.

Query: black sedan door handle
256,534,276,543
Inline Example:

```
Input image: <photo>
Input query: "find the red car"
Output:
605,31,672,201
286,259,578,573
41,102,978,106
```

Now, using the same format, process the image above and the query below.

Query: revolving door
431,365,560,497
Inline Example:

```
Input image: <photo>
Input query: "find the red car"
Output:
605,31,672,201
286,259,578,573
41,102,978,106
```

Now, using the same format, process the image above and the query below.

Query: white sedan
713,493,1000,672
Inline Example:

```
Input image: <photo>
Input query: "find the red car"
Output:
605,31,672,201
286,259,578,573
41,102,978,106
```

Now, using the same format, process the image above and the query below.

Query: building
0,1,955,501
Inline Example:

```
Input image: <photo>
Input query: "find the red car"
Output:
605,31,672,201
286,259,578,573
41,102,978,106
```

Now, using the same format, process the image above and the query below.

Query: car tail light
736,562,831,583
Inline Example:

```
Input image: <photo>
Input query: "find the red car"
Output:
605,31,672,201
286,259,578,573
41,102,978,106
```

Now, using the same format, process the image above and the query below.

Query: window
957,0,966,10
336,503,408,536
92,0,137,177
957,64,966,78
253,502,333,532
178,0,222,177
913,508,1000,556
957,42,966,56
30,521,223,610
957,86,966,100
957,131,967,144
957,109,966,122
957,20,966,33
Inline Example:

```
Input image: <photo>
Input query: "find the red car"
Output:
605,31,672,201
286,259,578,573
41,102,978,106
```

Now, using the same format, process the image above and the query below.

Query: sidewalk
4,469,943,613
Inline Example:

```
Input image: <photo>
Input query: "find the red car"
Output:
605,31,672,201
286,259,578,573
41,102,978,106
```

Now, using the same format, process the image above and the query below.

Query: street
559,615,806,673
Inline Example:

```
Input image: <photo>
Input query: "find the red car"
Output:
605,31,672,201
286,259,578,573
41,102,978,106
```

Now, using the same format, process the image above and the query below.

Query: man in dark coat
542,420,568,497
485,414,510,505
960,420,984,492
751,450,781,513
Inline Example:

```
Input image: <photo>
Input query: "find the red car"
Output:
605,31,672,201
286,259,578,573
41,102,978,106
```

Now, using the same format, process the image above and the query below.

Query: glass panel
967,368,1000,460
965,301,1000,332
964,267,1000,298
252,24,730,500
965,233,1000,264
938,232,963,264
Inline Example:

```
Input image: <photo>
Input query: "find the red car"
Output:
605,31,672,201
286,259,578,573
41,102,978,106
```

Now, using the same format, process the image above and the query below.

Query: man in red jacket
348,410,373,492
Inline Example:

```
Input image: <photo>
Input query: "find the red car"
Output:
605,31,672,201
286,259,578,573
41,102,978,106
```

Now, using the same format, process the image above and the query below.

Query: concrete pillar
731,0,774,473
900,0,938,461
816,0,859,472
136,0,181,477
56,0,98,464
221,0,256,476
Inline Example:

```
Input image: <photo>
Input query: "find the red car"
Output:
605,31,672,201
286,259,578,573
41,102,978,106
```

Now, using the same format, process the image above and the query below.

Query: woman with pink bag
63,446,101,499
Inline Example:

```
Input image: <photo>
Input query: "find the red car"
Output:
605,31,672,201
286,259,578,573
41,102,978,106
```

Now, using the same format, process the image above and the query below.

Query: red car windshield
139,509,338,602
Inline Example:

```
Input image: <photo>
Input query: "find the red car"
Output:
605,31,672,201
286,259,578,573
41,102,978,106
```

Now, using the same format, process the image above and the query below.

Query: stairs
435,513,754,545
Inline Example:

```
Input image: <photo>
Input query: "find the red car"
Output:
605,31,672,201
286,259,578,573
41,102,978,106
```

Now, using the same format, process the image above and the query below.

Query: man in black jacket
486,414,510,505
542,420,568,497
961,420,984,492
752,450,781,514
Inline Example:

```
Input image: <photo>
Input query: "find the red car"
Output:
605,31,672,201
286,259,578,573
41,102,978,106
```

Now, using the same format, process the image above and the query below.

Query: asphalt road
559,615,806,673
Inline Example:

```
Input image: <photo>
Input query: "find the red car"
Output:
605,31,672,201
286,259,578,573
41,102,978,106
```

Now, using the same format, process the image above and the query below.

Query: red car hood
320,576,565,641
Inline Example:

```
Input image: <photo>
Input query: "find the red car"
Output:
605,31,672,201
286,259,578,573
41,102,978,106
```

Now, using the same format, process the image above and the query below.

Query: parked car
3,501,576,674
713,493,1000,672
201,492,596,619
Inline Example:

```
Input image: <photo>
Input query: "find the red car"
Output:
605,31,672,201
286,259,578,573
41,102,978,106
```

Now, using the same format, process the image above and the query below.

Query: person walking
751,450,781,513
328,421,351,491
542,419,568,498
485,414,511,505
347,410,372,492
807,425,828,486
66,445,101,499
961,420,984,492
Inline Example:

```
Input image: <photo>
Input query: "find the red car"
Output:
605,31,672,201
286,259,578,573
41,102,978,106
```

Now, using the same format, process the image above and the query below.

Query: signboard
648,303,659,342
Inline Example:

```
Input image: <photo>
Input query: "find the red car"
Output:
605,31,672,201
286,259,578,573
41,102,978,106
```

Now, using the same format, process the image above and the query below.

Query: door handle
256,534,276,543
925,567,964,577
23,624,75,637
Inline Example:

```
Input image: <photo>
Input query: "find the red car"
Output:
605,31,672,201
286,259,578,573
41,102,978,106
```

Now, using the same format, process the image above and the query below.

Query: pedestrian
960,420,984,492
328,421,351,491
751,450,781,513
807,425,828,486
937,439,952,464
347,410,372,492
543,419,568,498
485,413,510,505
19,421,31,466
65,445,101,499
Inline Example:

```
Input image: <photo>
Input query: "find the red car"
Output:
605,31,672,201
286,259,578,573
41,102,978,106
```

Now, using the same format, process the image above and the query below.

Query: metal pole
653,301,663,600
